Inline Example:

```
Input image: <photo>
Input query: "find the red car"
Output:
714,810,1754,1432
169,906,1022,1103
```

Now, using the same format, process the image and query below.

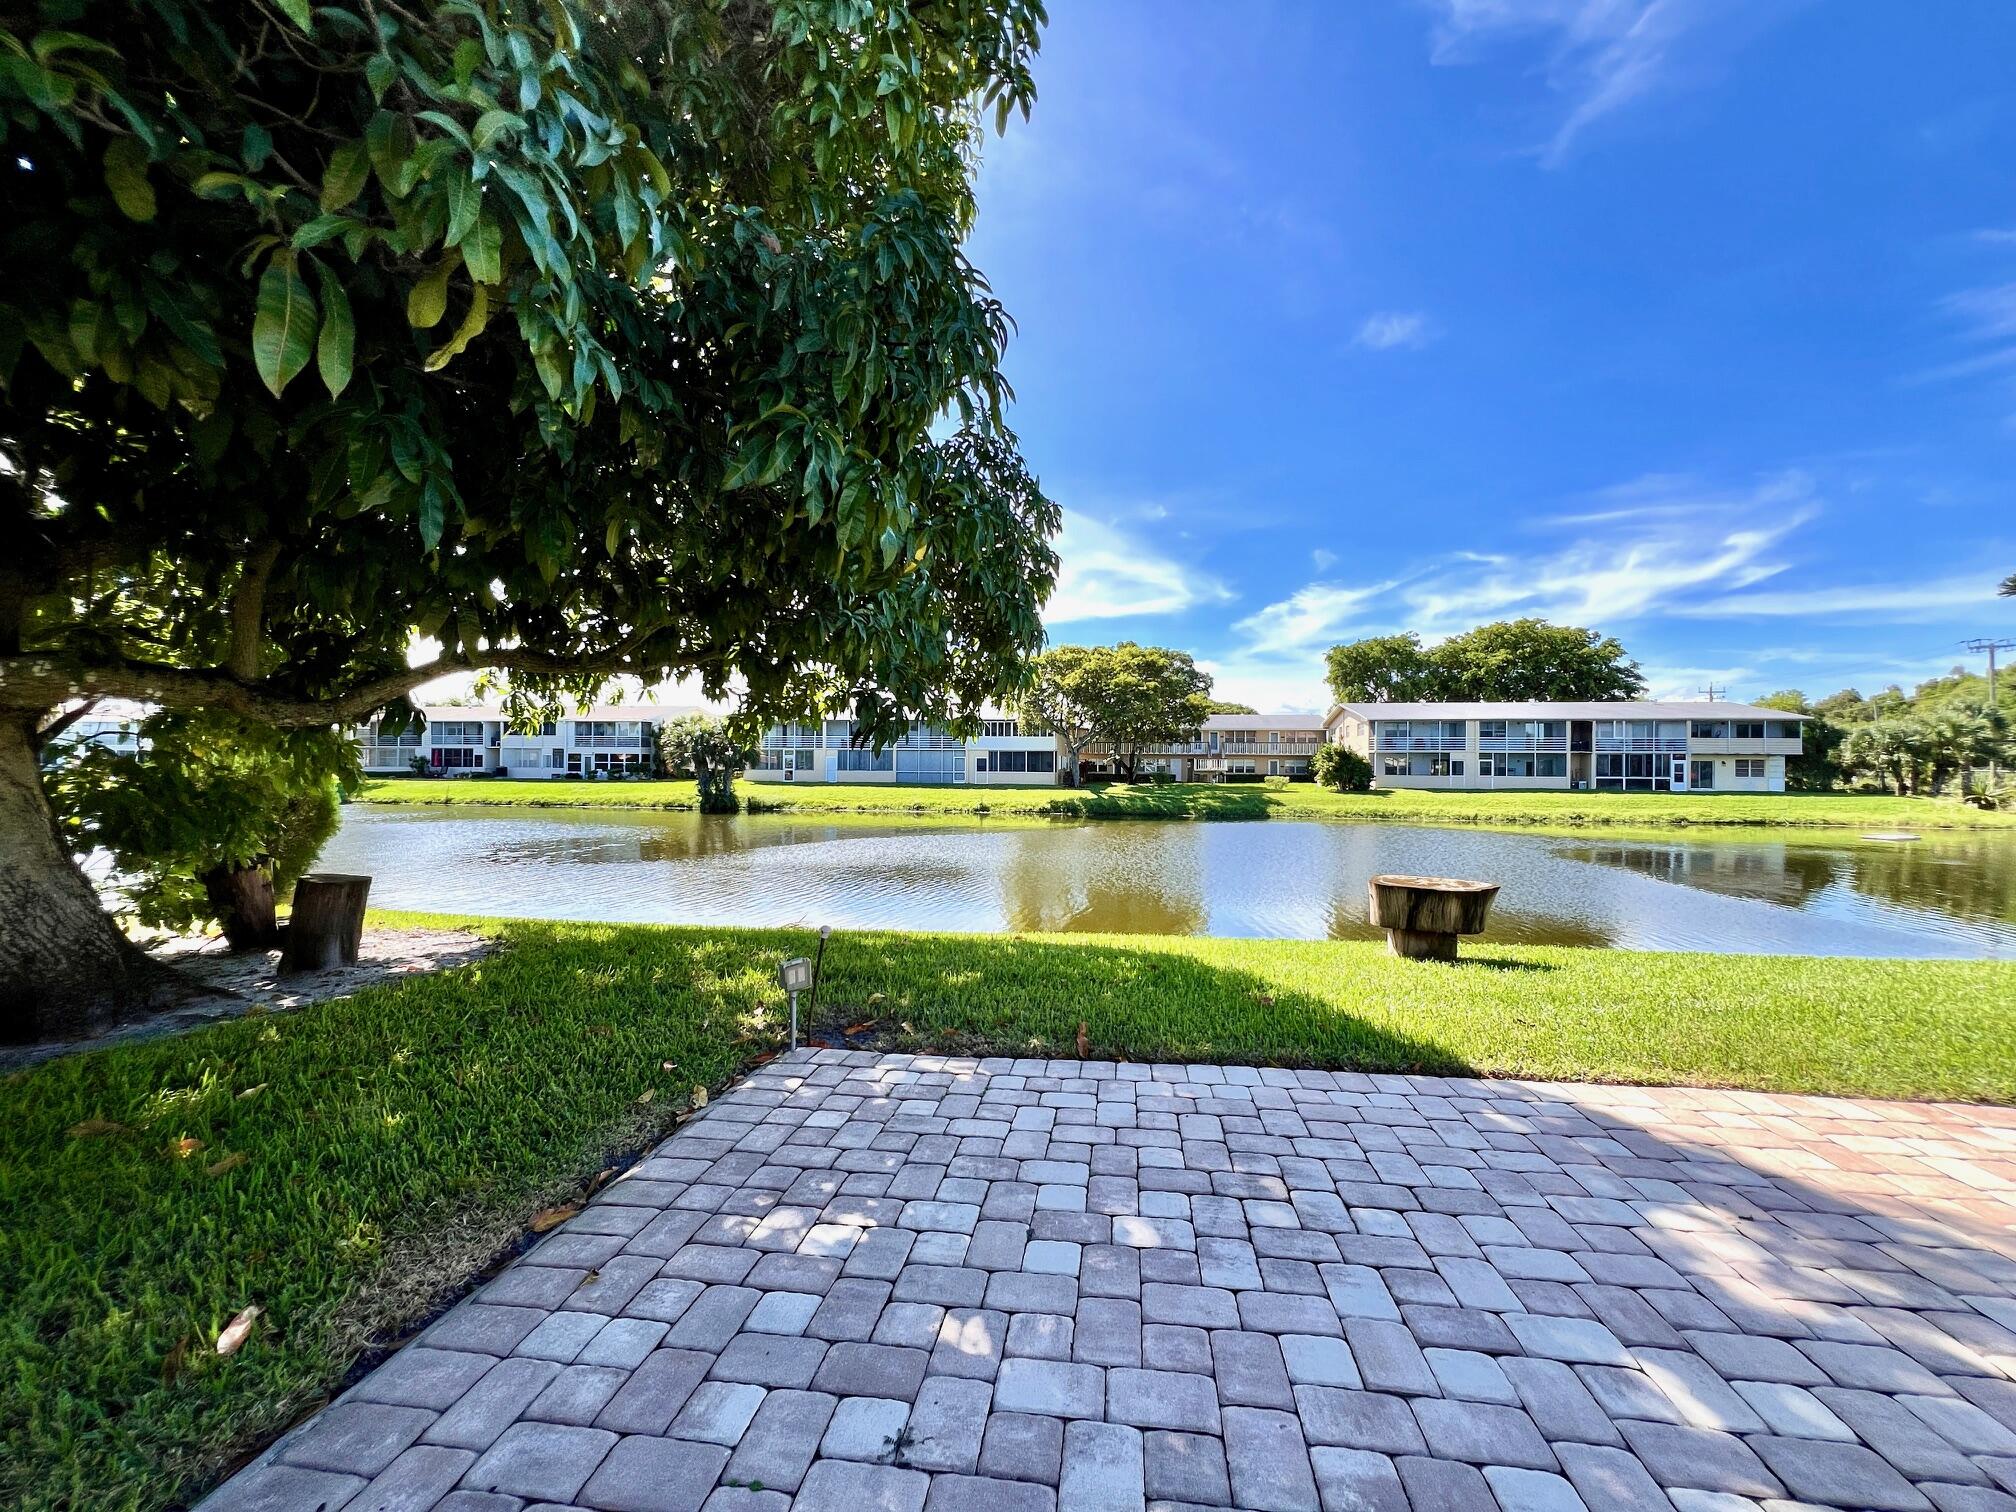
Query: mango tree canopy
0,0,1058,1038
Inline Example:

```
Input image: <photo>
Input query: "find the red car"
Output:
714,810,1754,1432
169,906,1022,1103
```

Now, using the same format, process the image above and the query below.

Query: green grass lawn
5,913,2014,1511
355,776,2016,829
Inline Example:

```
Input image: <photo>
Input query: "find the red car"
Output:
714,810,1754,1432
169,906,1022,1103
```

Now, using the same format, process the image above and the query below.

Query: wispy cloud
1232,472,1820,660
1044,510,1233,624
1311,548,1338,571
1423,0,1769,168
1232,580,1404,658
1677,575,2000,621
1355,311,1435,351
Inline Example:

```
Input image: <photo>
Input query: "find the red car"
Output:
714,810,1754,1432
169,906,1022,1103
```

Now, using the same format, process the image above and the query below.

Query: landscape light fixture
778,955,813,1050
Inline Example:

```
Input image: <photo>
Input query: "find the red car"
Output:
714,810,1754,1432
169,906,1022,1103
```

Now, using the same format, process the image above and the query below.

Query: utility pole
1696,685,1725,703
1961,637,2016,785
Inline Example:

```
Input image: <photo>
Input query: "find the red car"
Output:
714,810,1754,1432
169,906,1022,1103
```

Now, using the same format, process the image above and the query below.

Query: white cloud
1355,311,1434,350
1195,653,1334,717
1423,0,1766,168
1044,510,1232,624
1677,575,2000,621
1232,580,1403,657
1229,471,1822,664
1311,548,1338,571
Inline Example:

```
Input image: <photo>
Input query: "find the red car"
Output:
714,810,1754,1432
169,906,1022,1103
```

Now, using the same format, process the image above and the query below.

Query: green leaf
252,255,318,397
406,253,458,328
366,111,419,198
274,0,313,29
423,283,490,372
443,167,481,247
103,137,155,222
462,211,503,284
321,142,370,211
365,52,397,103
291,213,353,250
419,482,446,549
472,110,524,152
241,123,274,172
313,262,355,398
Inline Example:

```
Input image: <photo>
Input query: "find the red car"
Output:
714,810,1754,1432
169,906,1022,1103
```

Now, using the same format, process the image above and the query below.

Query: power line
1961,637,2016,785
1695,684,1725,703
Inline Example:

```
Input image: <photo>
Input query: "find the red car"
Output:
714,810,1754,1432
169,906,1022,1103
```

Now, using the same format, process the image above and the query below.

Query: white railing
359,743,421,767
1479,736,1568,753
574,733,649,749
1378,737,1462,752
1593,736,1687,753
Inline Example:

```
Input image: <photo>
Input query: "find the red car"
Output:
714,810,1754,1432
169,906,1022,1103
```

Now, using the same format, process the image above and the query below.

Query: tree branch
34,697,101,749
227,542,282,683
0,634,664,729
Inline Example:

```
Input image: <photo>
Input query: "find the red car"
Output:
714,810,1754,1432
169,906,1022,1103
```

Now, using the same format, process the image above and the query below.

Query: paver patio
205,1050,2016,1512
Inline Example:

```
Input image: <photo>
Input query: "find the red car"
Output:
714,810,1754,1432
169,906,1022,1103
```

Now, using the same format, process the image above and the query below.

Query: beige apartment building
1323,700,1807,792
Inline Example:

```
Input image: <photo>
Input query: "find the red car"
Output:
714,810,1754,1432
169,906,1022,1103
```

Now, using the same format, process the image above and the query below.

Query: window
1028,751,1054,773
1766,720,1800,739
895,748,964,783
1535,754,1566,777
1735,757,1766,778
1381,754,1408,777
836,749,893,772
437,747,483,769
1479,720,1506,741
1449,758,1464,777
982,719,1019,738
993,750,1029,773
1691,721,1728,739
1732,722,1765,739
1596,753,1624,779
433,720,485,745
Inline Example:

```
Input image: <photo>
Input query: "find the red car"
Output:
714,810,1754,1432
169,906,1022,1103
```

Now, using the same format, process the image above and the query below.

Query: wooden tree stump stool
280,873,372,975
1367,874,1499,961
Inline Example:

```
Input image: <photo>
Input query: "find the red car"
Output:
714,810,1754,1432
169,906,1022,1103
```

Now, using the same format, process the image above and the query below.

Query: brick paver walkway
206,1051,2016,1512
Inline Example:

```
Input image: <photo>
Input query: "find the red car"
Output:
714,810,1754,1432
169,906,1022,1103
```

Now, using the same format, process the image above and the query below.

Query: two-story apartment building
1080,713,1329,783
745,713,1063,786
1323,700,1807,792
354,704,699,778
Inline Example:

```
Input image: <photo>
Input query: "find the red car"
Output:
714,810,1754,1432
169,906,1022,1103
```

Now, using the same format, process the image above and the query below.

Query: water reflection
320,805,2016,959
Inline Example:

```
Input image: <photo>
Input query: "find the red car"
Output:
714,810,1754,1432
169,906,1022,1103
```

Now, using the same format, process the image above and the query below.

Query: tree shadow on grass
807,930,1477,1076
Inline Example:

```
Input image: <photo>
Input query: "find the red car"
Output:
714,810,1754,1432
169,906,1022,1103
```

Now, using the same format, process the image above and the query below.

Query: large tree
0,0,1057,1039
1325,619,1645,704
1018,642,1211,783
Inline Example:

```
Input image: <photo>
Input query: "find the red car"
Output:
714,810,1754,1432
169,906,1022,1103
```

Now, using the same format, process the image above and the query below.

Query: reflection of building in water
1558,843,1830,908
994,829,1206,935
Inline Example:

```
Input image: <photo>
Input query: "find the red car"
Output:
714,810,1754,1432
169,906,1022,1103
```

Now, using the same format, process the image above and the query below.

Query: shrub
1311,744,1373,792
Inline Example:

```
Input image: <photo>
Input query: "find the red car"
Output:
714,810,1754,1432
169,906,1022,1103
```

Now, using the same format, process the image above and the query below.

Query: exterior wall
745,720,1063,786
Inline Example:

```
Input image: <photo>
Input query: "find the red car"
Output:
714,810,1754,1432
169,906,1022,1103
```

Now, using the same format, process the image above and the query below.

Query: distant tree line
1759,678,2012,796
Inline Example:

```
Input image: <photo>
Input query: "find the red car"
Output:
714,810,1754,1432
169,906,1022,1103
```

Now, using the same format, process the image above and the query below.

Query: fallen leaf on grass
206,1152,248,1176
635,1088,654,1104
660,1060,679,1072
1075,1022,1090,1058
691,1084,708,1108
866,992,886,1006
214,1305,261,1357
843,1020,879,1037
67,1118,125,1139
577,1269,602,1288
530,1204,581,1233
237,1084,266,1099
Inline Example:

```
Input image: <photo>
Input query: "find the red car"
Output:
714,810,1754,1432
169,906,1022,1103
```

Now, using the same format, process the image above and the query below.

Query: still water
320,805,2016,959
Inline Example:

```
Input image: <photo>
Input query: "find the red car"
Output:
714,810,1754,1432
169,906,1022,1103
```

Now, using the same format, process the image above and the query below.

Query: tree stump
201,862,279,951
280,873,372,975
1367,875,1499,961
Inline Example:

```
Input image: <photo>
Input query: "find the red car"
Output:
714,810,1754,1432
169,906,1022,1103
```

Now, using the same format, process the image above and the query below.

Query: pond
320,805,2016,959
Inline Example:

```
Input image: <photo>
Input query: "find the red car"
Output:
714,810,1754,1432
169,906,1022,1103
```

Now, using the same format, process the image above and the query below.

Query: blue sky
964,1,2016,713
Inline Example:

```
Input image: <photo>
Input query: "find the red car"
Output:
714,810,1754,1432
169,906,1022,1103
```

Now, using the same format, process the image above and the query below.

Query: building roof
1327,700,1808,723
1202,712,1327,731
410,702,705,722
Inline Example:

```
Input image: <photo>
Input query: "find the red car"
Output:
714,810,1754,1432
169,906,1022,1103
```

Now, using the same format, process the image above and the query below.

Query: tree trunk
201,861,279,951
0,716,193,1042
280,873,371,975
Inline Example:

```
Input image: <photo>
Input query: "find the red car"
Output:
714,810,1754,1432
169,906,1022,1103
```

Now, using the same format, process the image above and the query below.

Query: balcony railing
1478,736,1568,753
1377,736,1462,752
358,743,421,767
1592,737,1688,753
573,733,649,749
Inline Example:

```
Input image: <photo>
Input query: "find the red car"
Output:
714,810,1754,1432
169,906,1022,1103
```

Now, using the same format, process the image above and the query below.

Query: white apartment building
1324,700,1807,792
354,704,701,778
1080,713,1328,783
746,713,1062,786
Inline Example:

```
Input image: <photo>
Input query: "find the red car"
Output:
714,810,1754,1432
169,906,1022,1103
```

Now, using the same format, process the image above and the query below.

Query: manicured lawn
5,914,2013,1512
355,776,2016,829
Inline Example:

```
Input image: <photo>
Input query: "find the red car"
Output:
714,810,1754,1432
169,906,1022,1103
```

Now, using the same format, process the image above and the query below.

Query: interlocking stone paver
1059,1419,1144,1511
205,1052,2016,1512
459,1421,615,1503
